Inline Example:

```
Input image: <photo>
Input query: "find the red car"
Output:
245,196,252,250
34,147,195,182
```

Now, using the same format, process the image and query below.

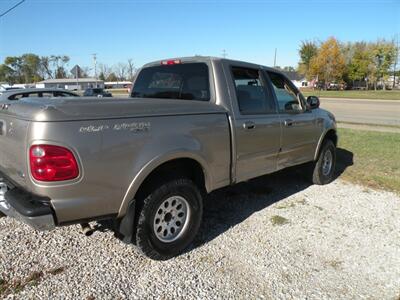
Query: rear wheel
135,178,203,260
311,139,336,185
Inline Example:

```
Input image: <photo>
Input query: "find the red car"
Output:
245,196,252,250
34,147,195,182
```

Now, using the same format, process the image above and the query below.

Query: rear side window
131,63,210,101
231,66,275,115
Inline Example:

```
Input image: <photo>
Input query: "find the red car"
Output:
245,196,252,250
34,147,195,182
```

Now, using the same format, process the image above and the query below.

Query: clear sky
0,0,399,74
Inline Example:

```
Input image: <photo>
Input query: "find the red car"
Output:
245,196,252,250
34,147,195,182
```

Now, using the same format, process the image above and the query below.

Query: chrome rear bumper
0,178,55,231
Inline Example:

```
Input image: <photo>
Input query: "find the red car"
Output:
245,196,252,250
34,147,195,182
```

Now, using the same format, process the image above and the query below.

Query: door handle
243,121,256,130
284,119,294,127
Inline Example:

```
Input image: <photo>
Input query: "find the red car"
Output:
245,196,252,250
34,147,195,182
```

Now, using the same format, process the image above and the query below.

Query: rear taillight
29,145,79,182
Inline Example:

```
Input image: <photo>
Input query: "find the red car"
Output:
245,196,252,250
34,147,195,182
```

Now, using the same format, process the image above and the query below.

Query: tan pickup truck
0,57,337,260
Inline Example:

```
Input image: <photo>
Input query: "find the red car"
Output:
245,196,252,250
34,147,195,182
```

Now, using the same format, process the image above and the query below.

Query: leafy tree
310,37,346,88
0,64,15,83
298,40,318,80
370,40,396,90
347,42,371,88
4,54,42,83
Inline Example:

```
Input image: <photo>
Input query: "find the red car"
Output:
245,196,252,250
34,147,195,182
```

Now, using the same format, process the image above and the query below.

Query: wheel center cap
164,212,172,223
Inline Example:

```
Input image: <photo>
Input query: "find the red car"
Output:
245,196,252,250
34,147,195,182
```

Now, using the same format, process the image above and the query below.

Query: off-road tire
135,178,203,260
311,139,336,185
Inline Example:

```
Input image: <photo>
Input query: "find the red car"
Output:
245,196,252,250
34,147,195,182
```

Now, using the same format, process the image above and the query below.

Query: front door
266,71,318,169
230,66,281,183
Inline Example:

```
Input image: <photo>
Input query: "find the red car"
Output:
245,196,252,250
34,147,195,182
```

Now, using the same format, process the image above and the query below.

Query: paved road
113,94,400,127
320,98,400,126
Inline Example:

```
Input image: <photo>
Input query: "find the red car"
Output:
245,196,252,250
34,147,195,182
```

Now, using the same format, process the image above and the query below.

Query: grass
301,90,400,100
0,271,44,297
270,215,290,226
337,128,400,194
0,267,65,297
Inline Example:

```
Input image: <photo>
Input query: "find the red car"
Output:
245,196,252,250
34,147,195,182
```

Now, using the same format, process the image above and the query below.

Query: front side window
267,72,303,112
231,66,274,115
131,63,210,101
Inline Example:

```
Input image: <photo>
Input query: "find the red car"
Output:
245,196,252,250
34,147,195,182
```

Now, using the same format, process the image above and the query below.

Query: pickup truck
0,57,337,260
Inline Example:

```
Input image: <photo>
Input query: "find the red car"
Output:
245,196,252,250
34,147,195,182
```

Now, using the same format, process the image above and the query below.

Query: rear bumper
0,179,56,231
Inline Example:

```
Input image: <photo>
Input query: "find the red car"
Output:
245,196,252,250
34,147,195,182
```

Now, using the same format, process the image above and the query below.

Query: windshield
131,63,210,101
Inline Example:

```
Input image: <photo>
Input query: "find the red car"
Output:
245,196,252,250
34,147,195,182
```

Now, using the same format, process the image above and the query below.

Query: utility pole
92,53,97,86
274,48,277,67
222,49,227,58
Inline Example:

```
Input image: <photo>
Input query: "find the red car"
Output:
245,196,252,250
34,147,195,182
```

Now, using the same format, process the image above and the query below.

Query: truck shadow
191,148,353,250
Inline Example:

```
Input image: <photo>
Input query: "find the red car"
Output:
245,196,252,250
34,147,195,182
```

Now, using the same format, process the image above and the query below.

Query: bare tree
127,59,136,81
98,63,112,79
114,63,127,81
81,67,91,78
39,56,53,79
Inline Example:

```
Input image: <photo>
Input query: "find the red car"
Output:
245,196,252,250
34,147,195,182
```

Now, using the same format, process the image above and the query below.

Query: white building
104,81,132,89
36,78,104,90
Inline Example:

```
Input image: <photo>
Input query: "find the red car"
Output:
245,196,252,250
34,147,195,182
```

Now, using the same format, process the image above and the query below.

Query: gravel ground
1,173,399,299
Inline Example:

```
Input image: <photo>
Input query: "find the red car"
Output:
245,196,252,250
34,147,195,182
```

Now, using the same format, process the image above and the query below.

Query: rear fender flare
117,152,211,218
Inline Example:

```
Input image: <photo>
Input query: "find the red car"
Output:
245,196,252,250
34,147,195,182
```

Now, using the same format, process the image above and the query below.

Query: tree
98,63,112,79
310,37,346,89
39,56,53,79
114,63,127,81
283,66,296,72
4,54,42,83
347,42,371,88
298,40,318,80
49,55,70,79
38,55,70,80
371,40,396,90
106,72,118,82
127,59,136,81
0,64,15,84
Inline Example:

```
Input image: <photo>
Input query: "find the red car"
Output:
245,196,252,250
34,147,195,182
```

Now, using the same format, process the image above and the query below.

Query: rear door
265,71,318,169
228,65,281,183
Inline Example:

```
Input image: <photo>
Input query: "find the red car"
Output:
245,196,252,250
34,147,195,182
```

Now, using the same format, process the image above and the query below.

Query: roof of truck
142,56,280,73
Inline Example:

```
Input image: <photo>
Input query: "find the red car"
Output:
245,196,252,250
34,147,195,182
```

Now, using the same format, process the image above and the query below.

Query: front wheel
311,140,336,185
135,178,203,260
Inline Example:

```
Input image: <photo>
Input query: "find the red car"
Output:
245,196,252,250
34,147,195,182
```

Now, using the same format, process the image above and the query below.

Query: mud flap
114,200,136,244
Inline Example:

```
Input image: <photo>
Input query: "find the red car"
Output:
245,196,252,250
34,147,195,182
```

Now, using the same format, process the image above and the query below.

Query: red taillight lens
29,145,79,182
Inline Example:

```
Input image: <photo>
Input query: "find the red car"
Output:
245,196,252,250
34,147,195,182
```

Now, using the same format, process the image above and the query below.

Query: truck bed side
25,112,231,223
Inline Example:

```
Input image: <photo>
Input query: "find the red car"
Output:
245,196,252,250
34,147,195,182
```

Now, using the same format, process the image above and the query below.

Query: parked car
0,87,22,92
83,88,112,97
0,57,337,260
0,88,78,101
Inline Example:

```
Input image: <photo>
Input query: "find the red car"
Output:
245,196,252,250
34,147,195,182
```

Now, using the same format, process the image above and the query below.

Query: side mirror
307,96,320,109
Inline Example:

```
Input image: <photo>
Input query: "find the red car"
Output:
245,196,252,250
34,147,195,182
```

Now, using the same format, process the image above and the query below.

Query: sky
0,0,399,75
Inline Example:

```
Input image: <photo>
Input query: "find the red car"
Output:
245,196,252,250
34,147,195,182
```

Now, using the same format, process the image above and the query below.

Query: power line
0,0,26,19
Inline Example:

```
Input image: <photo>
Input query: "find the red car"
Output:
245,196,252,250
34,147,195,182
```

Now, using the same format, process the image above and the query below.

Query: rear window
131,63,210,101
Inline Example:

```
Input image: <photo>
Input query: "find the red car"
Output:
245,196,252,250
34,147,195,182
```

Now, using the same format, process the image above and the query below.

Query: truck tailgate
0,115,29,188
